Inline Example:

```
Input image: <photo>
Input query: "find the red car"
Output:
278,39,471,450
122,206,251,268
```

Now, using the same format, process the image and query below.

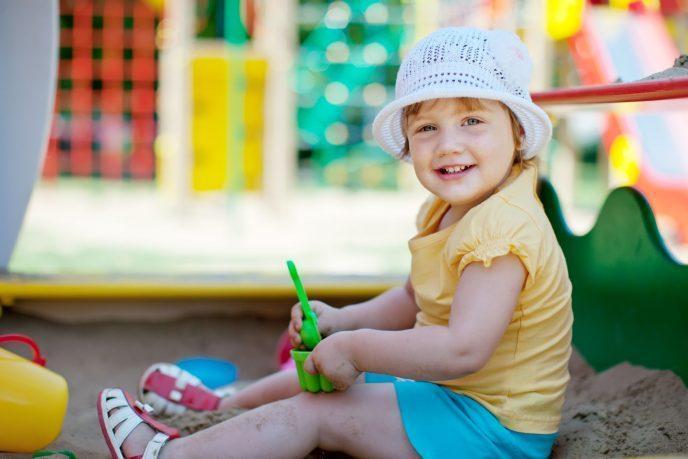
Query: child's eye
417,125,436,133
463,117,482,126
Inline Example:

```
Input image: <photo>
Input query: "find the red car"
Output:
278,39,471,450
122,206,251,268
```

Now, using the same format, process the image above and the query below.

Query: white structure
0,0,59,271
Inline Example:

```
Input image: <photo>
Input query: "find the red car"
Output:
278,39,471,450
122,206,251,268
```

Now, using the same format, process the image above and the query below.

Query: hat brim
372,87,553,162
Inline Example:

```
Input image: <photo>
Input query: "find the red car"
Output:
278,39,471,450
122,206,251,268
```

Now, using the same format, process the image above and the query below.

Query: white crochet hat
372,27,552,161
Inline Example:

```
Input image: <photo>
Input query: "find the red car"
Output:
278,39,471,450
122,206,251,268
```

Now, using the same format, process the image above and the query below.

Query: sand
638,54,688,81
553,352,688,457
1,309,687,458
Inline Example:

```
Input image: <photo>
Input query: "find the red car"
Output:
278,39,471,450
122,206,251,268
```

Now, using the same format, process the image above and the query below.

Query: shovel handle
287,260,314,318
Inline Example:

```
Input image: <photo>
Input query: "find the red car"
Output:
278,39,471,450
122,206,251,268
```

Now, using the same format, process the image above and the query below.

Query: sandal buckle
135,400,155,414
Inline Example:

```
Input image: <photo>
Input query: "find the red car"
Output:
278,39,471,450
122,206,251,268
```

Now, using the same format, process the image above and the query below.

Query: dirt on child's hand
305,331,360,391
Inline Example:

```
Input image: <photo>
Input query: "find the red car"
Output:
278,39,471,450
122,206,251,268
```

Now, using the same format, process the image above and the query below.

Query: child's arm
305,254,526,388
289,278,418,347
340,277,419,331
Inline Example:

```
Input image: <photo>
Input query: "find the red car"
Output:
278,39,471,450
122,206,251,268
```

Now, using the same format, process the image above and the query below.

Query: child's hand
304,331,360,391
288,300,342,349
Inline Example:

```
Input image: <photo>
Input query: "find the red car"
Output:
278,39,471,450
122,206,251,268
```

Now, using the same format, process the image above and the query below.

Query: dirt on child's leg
298,383,418,458
162,382,417,459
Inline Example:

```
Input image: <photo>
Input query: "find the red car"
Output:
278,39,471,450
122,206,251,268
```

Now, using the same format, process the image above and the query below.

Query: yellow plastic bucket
0,334,68,453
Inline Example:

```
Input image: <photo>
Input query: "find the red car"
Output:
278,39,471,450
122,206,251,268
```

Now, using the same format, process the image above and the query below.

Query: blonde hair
400,97,534,168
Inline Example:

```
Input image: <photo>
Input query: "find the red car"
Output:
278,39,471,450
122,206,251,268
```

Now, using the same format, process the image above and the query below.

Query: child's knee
290,391,326,413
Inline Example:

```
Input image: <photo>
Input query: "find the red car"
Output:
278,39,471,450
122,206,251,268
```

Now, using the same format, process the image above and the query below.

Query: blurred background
9,0,688,278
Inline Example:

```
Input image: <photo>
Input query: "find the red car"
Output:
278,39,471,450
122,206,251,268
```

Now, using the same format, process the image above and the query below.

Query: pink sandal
138,363,223,416
97,388,180,459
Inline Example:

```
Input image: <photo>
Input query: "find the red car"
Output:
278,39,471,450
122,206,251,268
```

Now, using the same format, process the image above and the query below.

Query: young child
97,26,572,459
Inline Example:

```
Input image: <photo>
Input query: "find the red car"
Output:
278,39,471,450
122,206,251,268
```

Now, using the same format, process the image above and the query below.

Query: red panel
130,145,154,179
55,89,72,112
60,29,72,47
121,90,131,111
42,125,60,179
102,27,125,46
70,148,93,176
100,151,123,179
72,27,94,49
71,56,93,81
134,1,155,18
104,0,124,17
72,0,93,18
659,0,682,14
92,30,104,47
71,87,92,114
122,28,133,48
131,88,155,114
101,57,124,81
134,47,155,59
133,29,154,51
131,58,156,82
566,18,608,85
100,88,123,113
72,16,93,36
58,60,70,80
52,0,160,180
70,116,92,147
132,117,156,143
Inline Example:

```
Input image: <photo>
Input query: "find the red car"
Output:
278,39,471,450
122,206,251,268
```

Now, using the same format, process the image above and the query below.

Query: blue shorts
365,373,557,459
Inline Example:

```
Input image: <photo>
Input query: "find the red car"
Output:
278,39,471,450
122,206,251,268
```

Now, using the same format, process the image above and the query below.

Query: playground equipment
0,0,685,411
0,334,69,453
566,6,688,242
296,1,409,189
534,76,688,384
0,0,59,271
287,260,334,393
44,0,159,180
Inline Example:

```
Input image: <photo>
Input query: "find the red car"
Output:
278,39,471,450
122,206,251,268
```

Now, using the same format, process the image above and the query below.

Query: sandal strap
144,367,220,411
126,392,180,439
114,409,144,448
105,394,129,411
142,432,170,459
99,388,180,458
108,406,134,428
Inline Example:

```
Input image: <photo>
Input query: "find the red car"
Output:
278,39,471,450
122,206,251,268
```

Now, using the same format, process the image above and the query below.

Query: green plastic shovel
286,260,322,350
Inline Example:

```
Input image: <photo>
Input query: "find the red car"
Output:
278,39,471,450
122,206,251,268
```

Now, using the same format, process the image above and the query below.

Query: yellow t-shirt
408,165,573,434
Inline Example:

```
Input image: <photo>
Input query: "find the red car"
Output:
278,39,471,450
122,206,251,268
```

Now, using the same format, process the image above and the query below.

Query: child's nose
437,129,467,157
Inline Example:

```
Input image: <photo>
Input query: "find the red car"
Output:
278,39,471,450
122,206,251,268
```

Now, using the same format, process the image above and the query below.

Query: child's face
406,98,517,210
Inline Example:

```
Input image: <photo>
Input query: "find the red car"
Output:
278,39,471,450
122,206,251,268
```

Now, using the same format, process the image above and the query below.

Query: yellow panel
192,56,229,191
227,54,246,192
243,58,267,191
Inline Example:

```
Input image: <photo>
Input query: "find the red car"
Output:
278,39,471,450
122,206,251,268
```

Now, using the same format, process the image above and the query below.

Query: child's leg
218,368,302,410
123,383,418,459
218,368,367,410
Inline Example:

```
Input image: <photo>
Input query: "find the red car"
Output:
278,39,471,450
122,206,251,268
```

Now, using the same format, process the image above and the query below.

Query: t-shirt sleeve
445,199,542,283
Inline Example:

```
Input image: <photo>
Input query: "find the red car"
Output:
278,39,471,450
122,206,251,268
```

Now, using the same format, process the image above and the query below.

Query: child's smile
407,98,517,219
435,163,475,179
